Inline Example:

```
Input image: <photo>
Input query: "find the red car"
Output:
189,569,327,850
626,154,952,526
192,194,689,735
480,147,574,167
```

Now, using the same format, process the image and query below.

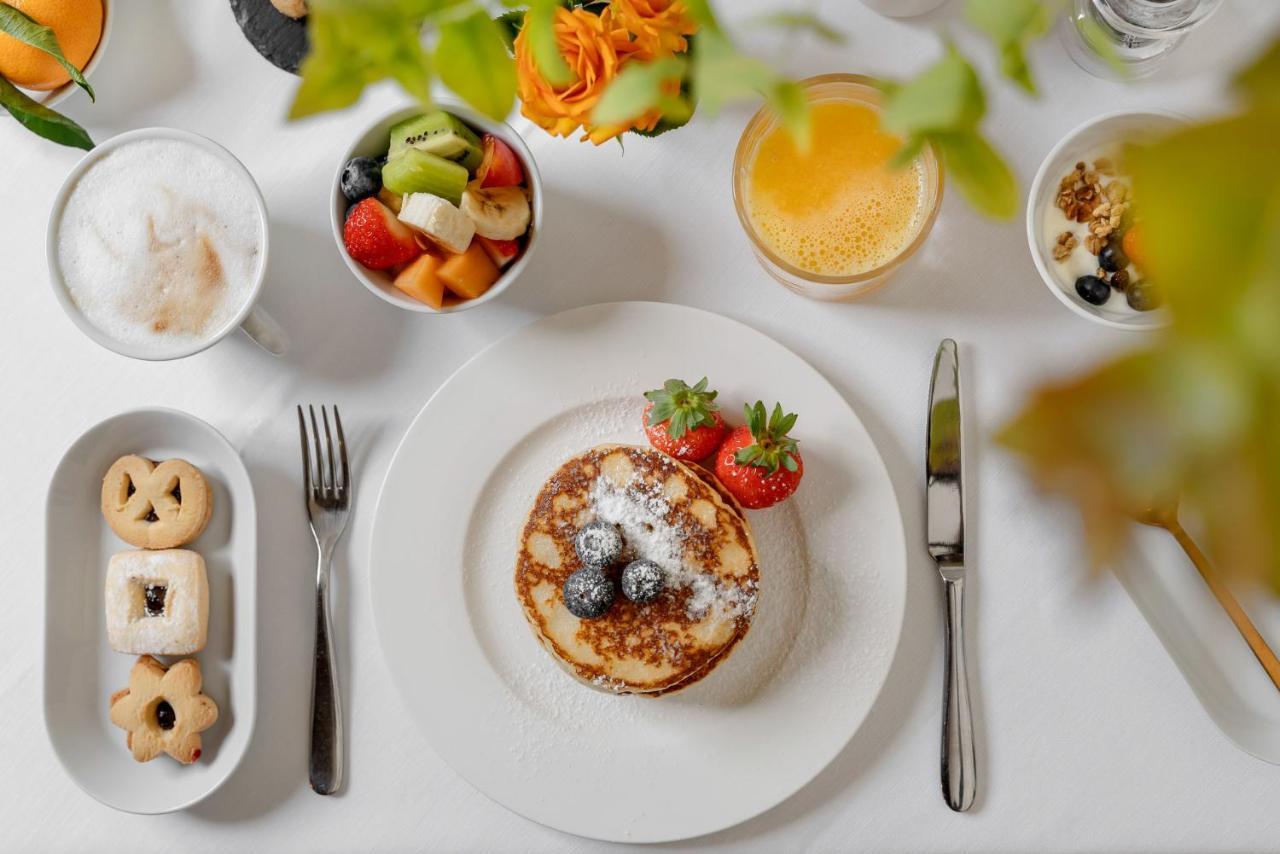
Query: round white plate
370,302,907,843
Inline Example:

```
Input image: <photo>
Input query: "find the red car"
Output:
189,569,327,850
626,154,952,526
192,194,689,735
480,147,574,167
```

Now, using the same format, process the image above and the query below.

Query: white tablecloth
4,1,1280,851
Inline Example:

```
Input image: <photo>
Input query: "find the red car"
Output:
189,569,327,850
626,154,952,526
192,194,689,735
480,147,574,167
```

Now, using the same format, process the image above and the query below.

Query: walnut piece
1052,230,1078,261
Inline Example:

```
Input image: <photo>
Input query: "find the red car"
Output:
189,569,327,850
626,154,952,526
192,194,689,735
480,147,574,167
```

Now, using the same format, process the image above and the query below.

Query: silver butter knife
927,339,976,812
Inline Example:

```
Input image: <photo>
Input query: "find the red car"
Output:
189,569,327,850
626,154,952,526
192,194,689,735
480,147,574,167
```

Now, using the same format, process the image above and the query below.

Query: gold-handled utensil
1136,498,1280,693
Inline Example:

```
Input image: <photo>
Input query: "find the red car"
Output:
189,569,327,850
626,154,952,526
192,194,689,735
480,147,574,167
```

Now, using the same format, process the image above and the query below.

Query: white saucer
369,302,907,842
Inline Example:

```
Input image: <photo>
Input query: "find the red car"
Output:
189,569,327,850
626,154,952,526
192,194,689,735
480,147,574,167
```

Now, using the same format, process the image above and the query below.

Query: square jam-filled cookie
105,550,209,655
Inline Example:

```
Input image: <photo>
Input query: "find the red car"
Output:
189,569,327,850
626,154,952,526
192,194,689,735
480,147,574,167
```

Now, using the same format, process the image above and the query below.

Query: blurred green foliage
999,39,1280,590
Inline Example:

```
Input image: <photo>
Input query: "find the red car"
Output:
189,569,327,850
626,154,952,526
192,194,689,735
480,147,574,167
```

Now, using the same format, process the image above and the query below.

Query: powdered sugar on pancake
589,472,756,624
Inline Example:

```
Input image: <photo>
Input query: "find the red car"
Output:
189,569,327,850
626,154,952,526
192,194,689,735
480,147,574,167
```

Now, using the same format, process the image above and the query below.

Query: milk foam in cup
48,129,287,359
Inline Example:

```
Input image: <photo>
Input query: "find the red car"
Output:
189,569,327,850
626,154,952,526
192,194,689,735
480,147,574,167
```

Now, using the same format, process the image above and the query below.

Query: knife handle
941,573,976,812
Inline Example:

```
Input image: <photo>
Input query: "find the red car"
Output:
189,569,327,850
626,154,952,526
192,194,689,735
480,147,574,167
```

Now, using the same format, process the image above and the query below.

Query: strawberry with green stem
714,402,803,509
642,377,727,462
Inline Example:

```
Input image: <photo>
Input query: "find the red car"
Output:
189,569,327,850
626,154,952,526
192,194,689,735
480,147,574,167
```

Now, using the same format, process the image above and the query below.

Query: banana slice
460,186,531,241
398,193,475,255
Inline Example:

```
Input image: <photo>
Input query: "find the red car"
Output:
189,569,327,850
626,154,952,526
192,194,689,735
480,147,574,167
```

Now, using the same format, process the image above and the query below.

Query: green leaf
290,14,372,119
290,8,385,119
768,79,810,152
682,0,722,34
691,30,775,114
1236,39,1280,111
0,76,93,148
436,10,515,119
934,130,1017,219
888,134,926,170
526,0,574,88
745,11,844,44
964,0,1051,95
386,37,434,105
593,56,686,125
495,8,524,52
1076,15,1126,77
1128,114,1280,339
0,2,95,101
881,45,985,137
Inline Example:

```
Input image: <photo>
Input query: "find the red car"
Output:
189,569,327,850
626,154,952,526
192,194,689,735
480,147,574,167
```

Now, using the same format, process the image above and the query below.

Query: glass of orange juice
732,74,943,300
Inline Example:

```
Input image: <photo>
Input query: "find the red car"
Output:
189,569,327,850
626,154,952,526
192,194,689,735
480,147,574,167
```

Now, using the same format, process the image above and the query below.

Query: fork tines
297,405,350,507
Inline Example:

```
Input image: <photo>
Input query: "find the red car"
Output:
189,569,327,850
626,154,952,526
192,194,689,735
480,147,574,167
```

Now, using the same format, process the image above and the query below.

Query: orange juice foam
745,100,926,278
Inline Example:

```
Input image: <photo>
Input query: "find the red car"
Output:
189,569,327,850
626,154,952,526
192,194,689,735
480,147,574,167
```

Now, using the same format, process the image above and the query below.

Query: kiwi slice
388,112,484,173
382,149,469,206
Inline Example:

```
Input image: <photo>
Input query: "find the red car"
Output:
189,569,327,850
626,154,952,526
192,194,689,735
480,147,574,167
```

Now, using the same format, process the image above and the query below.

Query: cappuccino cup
47,128,287,360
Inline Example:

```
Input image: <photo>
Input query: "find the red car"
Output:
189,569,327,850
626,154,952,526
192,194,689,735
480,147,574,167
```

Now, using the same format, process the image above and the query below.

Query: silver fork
297,404,351,796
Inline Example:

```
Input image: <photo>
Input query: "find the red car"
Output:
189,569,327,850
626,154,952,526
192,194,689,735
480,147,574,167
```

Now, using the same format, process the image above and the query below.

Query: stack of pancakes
515,445,760,696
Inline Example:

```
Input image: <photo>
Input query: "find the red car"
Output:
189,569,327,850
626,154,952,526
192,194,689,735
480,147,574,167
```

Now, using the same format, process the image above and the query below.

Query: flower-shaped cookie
109,655,218,764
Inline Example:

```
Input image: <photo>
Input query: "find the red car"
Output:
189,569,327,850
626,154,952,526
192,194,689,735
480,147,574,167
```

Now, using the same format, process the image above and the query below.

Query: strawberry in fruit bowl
343,197,421,270
714,402,803,510
642,377,727,463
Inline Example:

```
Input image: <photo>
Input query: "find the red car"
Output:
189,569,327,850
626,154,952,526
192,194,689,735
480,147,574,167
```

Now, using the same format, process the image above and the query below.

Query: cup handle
240,305,289,356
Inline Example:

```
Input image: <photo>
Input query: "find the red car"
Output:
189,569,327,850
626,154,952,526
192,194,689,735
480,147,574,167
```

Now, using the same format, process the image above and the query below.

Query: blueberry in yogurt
1098,241,1128,274
1126,279,1162,312
1075,274,1110,306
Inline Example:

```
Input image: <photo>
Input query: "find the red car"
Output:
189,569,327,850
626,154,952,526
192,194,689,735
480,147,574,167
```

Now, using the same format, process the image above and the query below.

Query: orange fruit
1122,223,1146,271
0,0,103,91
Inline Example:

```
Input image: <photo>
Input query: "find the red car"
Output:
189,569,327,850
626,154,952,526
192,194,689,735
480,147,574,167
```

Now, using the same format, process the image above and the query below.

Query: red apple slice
477,134,525,188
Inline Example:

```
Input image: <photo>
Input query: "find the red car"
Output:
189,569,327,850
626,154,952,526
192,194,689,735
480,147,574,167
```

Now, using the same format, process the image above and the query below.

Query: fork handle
941,574,976,812
309,556,343,795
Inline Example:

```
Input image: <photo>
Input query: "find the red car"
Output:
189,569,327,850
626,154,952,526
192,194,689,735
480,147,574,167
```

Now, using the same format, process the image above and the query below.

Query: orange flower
611,0,697,58
516,6,657,145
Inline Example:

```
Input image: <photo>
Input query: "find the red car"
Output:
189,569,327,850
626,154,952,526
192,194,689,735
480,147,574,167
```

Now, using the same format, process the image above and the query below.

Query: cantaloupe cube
438,242,500,300
393,253,446,309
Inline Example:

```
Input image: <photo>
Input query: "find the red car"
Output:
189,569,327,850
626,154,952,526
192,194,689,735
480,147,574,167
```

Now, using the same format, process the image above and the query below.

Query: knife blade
926,338,976,812
927,339,964,565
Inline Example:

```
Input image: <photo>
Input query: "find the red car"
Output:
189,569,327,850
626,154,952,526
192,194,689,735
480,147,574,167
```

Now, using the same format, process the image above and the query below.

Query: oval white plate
44,408,257,814
370,302,907,842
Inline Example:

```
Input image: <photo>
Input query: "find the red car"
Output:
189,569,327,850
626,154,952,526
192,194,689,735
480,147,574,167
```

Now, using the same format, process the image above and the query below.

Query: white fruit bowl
330,103,543,314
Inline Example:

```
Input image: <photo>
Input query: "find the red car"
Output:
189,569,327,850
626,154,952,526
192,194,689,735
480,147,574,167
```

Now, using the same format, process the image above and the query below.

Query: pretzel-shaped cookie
109,655,218,764
101,455,213,549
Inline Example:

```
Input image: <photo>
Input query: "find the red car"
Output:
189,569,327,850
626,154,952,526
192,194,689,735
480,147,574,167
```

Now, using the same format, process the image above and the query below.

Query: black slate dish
229,0,309,74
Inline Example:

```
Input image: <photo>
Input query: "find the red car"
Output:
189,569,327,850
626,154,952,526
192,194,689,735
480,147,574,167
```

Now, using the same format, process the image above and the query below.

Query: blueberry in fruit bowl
563,568,616,619
1126,279,1162,312
1098,242,1128,273
341,156,383,203
1075,274,1111,306
621,559,665,604
574,521,623,569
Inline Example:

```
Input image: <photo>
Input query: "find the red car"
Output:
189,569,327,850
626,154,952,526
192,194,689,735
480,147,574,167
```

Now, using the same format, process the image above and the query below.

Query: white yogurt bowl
1026,110,1184,331
331,103,542,314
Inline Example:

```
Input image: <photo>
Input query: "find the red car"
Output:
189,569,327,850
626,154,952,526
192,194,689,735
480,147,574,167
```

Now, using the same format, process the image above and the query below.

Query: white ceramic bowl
330,103,542,314
22,0,113,111
1026,110,1183,331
